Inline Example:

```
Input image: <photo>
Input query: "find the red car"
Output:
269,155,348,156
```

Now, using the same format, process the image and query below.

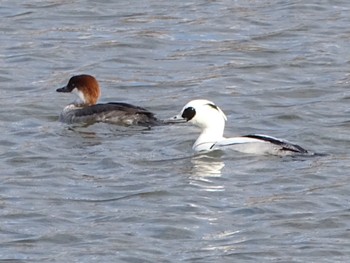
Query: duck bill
56,86,70,93
163,115,187,124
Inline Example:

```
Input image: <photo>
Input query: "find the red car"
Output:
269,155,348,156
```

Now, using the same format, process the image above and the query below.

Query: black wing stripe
243,134,308,153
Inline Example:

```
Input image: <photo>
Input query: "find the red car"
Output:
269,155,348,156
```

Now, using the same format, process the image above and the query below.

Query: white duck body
170,99,308,156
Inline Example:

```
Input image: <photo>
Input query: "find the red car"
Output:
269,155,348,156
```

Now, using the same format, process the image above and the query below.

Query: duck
56,74,158,126
167,99,309,155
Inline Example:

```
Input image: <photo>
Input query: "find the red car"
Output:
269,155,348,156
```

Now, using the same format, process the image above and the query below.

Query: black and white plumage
56,74,158,126
168,99,309,156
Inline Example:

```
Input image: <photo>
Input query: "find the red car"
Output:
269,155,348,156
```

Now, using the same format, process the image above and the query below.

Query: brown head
57,74,101,105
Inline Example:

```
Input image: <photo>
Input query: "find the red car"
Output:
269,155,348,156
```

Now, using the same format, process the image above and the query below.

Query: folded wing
211,134,308,155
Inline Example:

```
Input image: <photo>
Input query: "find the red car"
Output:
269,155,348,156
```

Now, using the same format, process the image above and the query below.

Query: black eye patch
182,106,196,121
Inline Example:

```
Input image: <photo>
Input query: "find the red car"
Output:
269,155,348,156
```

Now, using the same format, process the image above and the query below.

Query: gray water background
1,0,350,262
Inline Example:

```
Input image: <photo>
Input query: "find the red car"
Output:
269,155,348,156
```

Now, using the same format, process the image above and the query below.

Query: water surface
1,0,350,262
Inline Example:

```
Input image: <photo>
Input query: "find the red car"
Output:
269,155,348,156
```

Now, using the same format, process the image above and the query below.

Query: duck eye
67,82,75,89
182,106,196,121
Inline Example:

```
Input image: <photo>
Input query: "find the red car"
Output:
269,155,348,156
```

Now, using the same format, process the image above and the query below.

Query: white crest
182,99,227,127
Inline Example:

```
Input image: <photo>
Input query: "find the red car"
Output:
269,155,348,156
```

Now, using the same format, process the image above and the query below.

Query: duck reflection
191,154,225,177
189,152,225,191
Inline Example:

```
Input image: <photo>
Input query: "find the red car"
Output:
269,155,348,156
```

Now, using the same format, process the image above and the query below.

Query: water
1,0,350,262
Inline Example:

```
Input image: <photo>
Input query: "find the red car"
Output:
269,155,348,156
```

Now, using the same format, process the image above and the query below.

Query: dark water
1,0,350,262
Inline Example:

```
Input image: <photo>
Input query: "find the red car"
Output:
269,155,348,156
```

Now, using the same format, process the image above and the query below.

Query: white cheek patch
72,88,86,103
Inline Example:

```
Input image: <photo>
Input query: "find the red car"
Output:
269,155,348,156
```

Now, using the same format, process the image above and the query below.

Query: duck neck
72,97,91,107
193,125,225,151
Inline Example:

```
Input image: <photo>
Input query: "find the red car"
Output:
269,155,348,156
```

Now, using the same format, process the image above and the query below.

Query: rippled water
1,0,350,262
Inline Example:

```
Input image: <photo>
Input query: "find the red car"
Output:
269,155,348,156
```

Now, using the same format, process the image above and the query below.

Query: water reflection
188,153,225,192
190,154,225,178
